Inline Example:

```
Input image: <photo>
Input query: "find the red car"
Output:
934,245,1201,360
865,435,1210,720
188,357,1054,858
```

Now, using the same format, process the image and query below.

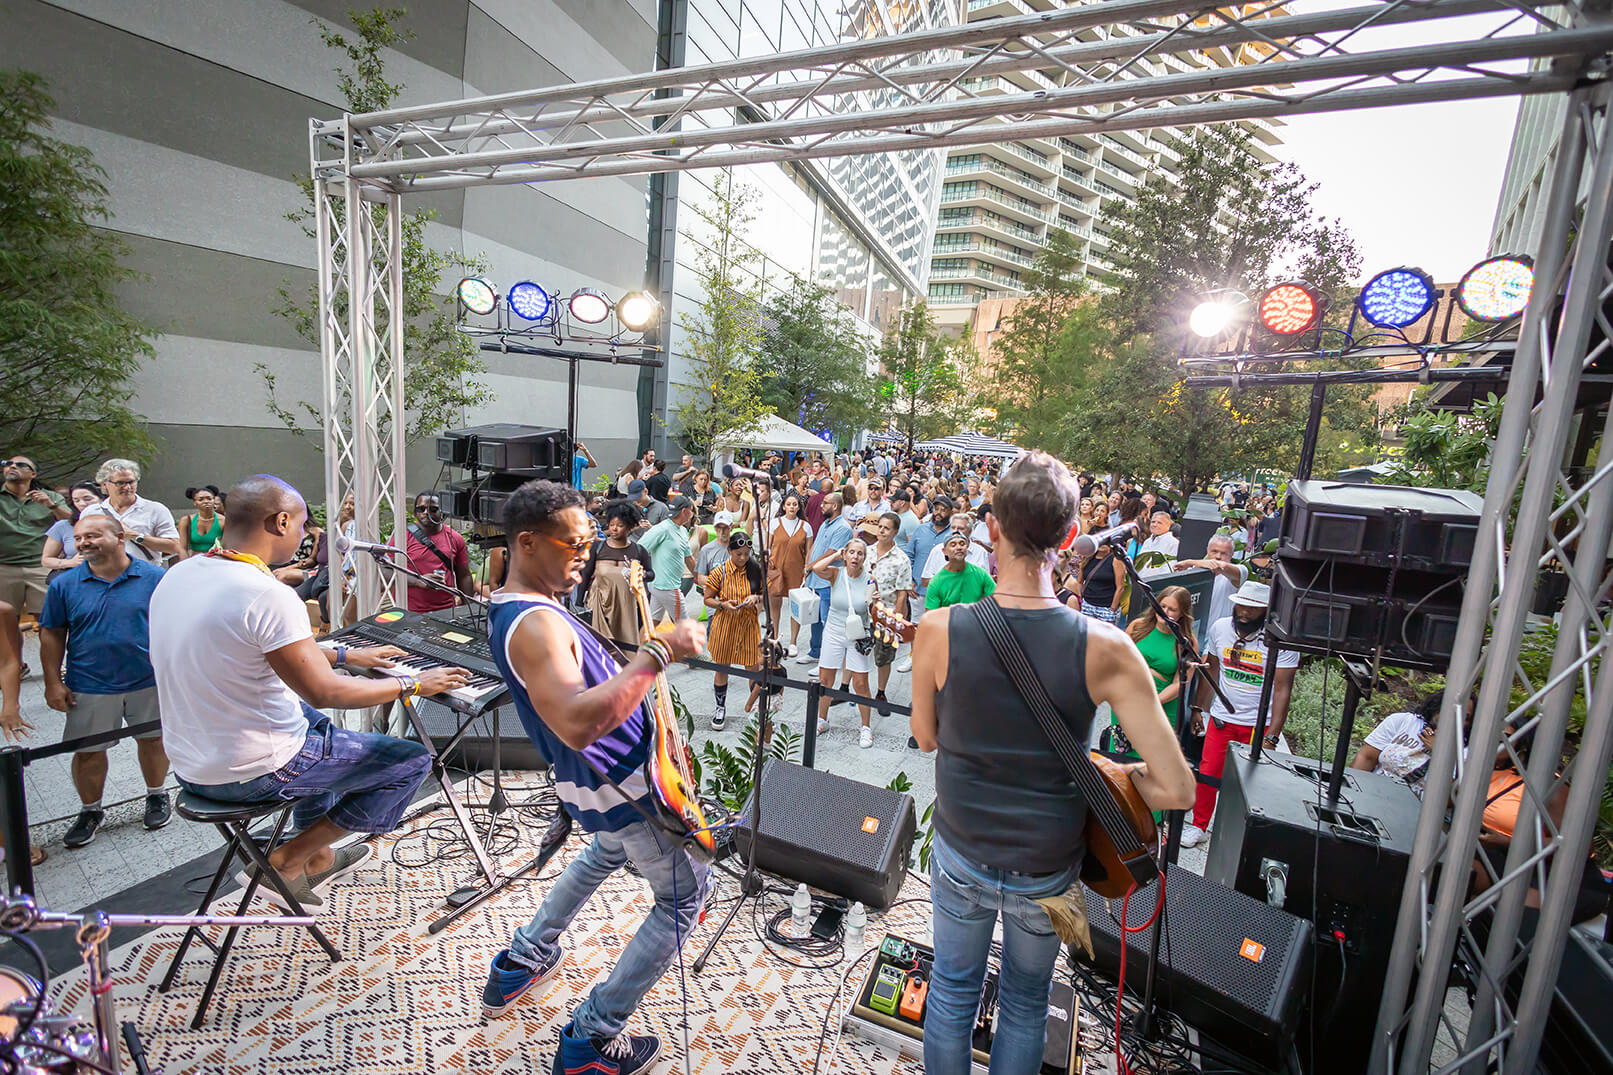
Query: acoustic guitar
1081,751,1159,898
627,561,716,862
869,599,917,646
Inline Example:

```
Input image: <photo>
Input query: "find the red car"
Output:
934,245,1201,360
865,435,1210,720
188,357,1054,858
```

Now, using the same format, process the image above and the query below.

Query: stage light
1189,301,1236,338
457,277,496,316
1358,267,1436,328
1456,255,1533,321
568,288,610,324
1257,282,1321,336
506,281,551,321
616,291,660,331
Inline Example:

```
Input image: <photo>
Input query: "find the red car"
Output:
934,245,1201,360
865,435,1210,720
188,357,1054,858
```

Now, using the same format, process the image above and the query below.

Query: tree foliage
265,7,491,444
877,302,975,447
755,281,879,446
1384,392,1502,490
0,70,156,480
671,171,772,459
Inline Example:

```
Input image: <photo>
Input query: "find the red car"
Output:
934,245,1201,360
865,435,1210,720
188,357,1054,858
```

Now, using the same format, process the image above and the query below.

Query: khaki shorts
0,563,49,615
62,686,163,746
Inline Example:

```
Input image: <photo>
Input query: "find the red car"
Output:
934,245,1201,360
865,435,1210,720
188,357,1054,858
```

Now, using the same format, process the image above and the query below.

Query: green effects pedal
869,965,905,1016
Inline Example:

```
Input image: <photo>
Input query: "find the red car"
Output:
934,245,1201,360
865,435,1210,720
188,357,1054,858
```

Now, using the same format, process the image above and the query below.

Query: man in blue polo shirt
40,513,170,848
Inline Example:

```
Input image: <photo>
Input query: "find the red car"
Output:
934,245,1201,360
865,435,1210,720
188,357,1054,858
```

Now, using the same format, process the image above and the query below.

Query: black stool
158,791,342,1027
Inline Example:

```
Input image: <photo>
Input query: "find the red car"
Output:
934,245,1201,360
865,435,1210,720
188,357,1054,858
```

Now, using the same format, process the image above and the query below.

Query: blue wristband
335,644,347,668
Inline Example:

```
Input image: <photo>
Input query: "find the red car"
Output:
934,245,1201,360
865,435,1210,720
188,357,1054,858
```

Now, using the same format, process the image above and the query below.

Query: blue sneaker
481,946,563,1018
552,1020,662,1075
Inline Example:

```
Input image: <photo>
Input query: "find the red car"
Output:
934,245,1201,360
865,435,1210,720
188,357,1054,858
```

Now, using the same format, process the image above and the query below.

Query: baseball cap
713,510,738,527
627,479,647,494
1229,580,1272,608
669,496,694,513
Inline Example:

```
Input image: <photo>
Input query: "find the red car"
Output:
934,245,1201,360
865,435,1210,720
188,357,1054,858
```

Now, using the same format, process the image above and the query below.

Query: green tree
877,302,970,447
672,170,770,458
0,70,156,479
264,7,491,444
755,281,878,445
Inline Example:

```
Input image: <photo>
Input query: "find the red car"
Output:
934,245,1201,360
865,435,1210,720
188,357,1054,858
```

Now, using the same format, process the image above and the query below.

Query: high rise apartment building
926,0,1284,334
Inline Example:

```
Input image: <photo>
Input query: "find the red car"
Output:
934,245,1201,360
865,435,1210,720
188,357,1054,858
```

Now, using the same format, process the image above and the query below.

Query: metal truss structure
311,2,1611,1070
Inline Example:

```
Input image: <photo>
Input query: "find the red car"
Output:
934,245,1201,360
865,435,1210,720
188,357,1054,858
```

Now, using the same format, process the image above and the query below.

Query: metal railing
939,183,1054,221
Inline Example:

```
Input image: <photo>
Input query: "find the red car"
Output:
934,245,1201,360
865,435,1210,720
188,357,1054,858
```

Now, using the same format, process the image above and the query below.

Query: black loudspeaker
1268,555,1463,668
734,759,915,909
476,426,568,472
411,699,547,773
1078,863,1313,1072
1204,745,1421,1075
1279,480,1482,572
1177,493,1226,562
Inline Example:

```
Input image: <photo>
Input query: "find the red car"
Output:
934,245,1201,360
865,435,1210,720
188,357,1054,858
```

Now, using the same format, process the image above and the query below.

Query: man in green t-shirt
924,533,995,610
638,496,696,625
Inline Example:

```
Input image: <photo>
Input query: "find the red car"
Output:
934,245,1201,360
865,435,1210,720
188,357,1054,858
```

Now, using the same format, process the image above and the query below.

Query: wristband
395,673,419,700
334,644,347,668
642,638,673,672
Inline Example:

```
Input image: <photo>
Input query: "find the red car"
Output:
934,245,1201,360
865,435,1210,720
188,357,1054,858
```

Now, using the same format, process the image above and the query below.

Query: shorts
63,686,163,746
819,621,872,675
0,564,49,616
647,587,682,625
874,635,898,667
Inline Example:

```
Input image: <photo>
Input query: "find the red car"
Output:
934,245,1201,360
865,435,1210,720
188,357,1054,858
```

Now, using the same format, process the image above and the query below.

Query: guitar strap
973,598,1158,890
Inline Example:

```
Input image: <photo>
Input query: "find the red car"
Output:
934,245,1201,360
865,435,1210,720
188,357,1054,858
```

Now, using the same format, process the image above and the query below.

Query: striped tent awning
866,428,907,445
915,431,1022,459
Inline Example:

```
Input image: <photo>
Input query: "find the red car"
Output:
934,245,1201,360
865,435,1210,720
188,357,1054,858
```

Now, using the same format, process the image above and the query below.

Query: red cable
1113,873,1167,1075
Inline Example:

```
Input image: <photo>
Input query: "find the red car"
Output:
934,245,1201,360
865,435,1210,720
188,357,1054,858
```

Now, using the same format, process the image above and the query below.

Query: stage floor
42,776,962,1075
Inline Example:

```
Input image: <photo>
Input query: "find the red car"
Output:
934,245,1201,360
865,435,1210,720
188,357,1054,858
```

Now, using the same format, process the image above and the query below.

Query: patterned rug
45,778,940,1075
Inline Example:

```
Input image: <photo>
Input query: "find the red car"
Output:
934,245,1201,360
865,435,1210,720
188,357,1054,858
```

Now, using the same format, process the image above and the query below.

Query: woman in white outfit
808,537,876,747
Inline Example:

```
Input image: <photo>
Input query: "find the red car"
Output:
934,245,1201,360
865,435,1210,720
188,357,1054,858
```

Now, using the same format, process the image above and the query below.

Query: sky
1260,4,1534,284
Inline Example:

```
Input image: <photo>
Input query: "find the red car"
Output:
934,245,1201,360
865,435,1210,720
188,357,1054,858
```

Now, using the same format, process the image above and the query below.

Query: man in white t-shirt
922,514,989,581
1136,511,1179,579
149,475,471,912
1182,580,1299,847
1173,533,1247,631
1351,694,1443,794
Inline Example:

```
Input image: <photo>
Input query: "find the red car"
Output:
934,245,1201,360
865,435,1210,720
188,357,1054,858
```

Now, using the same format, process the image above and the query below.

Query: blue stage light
507,281,551,321
1358,267,1436,328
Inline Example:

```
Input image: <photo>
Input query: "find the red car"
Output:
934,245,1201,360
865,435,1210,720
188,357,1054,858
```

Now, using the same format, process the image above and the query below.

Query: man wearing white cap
1181,580,1298,848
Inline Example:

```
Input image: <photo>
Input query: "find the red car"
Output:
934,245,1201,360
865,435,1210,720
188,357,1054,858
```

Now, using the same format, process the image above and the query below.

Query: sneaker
710,705,726,730
787,643,799,657
875,690,890,716
817,716,829,734
895,655,913,673
553,1021,662,1075
483,946,564,1018
859,726,873,749
796,652,817,665
306,843,373,891
907,736,920,750
143,791,172,830
234,866,325,912
1179,824,1206,849
63,808,104,849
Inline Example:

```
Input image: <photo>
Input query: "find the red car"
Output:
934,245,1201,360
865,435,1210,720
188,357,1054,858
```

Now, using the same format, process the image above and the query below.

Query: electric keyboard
321,608,510,716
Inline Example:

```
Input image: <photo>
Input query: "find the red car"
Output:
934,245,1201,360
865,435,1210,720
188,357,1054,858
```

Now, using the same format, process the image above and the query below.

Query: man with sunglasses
82,459,182,563
844,476,891,527
404,492,473,613
0,455,69,616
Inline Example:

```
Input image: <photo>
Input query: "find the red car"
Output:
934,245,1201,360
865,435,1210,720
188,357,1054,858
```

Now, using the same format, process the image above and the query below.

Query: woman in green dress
1110,585,1197,758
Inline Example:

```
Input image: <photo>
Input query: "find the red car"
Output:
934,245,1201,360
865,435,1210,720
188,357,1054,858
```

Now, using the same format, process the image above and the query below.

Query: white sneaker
796,652,816,665
1179,823,1206,848
895,655,913,673
711,706,726,730
858,726,873,749
787,644,799,657
818,717,829,734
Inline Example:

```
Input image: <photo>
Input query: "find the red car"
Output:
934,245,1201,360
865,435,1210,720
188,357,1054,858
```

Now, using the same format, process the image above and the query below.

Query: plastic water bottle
790,882,812,939
845,901,867,957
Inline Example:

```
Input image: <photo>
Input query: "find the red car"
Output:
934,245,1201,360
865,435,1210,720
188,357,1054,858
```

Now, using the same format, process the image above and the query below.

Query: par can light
1456,255,1533,322
616,291,660,331
507,281,551,321
568,288,611,324
456,276,497,316
1189,300,1235,338
1358,267,1436,328
1257,282,1321,336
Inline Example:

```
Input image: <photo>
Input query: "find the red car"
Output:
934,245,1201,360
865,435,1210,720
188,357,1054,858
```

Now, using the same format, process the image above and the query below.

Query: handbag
839,564,867,642
974,598,1159,897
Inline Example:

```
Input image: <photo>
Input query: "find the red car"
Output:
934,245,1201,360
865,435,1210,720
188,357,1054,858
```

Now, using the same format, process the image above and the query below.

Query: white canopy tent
711,413,834,453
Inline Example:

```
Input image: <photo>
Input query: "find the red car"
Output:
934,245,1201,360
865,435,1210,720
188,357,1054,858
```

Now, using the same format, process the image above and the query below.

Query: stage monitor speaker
1204,744,1421,1075
1177,493,1226,564
1280,480,1482,572
410,699,547,773
1078,862,1313,1072
734,759,915,909
1268,554,1463,668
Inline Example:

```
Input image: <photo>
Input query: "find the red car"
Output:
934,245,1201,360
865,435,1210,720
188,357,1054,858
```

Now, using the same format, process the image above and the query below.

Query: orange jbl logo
861,816,880,834
1239,939,1266,963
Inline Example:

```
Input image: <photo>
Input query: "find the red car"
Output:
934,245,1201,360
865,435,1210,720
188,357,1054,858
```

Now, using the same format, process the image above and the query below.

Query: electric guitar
627,561,716,862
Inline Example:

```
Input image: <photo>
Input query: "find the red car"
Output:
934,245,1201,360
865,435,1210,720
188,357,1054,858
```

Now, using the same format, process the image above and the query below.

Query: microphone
722,463,772,483
1068,521,1139,559
334,534,405,558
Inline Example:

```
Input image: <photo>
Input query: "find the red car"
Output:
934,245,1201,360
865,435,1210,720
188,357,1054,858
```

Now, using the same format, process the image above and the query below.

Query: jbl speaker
1205,744,1421,1075
1078,863,1313,1072
734,759,915,909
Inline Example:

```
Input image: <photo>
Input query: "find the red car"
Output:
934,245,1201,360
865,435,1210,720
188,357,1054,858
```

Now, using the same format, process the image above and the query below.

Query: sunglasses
1,460,36,471
540,533,595,553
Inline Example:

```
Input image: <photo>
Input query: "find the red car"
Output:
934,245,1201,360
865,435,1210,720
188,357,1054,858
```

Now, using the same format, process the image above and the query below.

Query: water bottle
845,901,867,957
790,882,812,939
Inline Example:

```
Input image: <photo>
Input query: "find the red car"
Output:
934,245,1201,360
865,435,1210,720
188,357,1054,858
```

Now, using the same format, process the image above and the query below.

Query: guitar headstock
870,599,916,644
628,558,647,595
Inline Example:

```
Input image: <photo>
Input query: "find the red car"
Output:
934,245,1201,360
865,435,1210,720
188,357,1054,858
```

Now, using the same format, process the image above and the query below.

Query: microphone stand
693,480,786,973
1105,542,1234,1041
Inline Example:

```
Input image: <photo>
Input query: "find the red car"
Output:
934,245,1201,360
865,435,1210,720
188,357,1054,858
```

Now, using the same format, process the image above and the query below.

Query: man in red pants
1183,580,1298,848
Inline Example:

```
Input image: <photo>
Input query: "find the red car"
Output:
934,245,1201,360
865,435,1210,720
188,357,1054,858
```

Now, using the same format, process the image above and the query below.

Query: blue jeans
924,833,1075,1075
508,816,710,1040
808,585,830,658
177,704,432,834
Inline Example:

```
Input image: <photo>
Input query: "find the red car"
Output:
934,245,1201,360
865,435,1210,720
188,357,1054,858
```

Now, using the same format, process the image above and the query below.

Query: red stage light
1258,283,1320,335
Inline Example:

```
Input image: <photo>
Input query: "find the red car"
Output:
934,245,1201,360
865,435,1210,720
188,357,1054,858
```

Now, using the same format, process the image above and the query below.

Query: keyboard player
150,474,473,912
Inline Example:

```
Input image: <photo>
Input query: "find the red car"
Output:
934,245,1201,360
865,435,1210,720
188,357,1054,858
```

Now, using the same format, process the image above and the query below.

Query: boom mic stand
694,476,786,973
1106,541,1235,1042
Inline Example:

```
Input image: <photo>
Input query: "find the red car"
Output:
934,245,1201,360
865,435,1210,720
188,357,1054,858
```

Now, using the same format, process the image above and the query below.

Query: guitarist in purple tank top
480,480,709,1075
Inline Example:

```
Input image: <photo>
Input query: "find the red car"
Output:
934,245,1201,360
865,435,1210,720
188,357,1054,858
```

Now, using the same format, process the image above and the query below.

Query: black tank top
934,602,1096,873
1081,551,1118,607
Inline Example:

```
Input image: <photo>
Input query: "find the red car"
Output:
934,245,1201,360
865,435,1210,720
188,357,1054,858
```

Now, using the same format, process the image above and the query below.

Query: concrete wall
3,0,658,505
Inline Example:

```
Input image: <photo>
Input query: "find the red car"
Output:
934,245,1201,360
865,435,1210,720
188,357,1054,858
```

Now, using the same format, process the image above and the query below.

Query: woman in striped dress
703,530,762,730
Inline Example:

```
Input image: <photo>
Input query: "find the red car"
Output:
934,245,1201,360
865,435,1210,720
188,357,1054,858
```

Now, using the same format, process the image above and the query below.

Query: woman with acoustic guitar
908,451,1194,1075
